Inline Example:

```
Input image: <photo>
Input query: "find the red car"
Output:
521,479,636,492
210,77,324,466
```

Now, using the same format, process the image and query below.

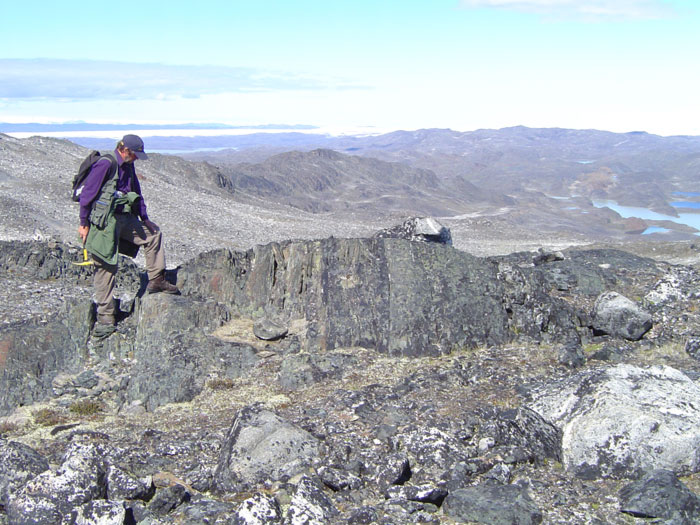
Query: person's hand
78,225,90,243
143,219,159,233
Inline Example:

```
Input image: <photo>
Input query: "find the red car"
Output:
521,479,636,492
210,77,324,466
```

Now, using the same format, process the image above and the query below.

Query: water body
671,202,700,210
592,199,700,235
672,191,700,197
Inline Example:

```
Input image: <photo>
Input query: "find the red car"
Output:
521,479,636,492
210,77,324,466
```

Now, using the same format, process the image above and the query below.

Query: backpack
72,151,117,202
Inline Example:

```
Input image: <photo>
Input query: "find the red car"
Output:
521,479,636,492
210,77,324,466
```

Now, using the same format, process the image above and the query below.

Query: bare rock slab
214,405,321,493
530,364,700,479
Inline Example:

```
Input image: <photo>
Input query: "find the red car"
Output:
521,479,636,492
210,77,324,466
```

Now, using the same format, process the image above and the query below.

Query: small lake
592,199,700,236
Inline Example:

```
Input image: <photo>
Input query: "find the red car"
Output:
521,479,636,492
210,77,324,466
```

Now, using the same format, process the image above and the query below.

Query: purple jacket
79,149,149,226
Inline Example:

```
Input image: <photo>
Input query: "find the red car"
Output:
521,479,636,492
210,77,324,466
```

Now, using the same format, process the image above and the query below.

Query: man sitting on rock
77,134,179,339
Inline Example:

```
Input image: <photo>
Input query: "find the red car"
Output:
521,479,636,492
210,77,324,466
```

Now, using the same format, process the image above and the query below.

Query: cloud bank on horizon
1,0,698,136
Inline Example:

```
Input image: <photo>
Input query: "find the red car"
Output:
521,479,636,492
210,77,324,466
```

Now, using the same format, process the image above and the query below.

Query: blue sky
1,0,699,136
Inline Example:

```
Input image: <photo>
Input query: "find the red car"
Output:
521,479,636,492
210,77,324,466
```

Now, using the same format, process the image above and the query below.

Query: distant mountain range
0,122,317,133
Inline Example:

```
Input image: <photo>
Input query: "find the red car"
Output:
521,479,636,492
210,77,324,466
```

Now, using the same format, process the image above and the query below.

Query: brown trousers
93,213,166,325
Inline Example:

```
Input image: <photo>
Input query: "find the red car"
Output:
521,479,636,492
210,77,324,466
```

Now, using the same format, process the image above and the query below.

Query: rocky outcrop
530,364,700,479
177,237,585,357
374,216,453,245
619,469,700,521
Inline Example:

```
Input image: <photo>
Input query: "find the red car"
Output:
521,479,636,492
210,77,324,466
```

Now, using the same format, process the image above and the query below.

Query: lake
592,199,700,235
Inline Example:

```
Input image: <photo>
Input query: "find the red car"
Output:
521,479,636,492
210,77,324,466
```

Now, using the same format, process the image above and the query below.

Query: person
78,134,179,339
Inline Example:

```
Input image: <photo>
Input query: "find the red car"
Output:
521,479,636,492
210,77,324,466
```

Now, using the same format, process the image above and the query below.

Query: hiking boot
147,272,180,295
92,322,116,340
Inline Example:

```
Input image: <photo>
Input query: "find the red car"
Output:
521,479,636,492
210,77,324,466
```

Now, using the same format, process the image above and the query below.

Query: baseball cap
121,134,149,160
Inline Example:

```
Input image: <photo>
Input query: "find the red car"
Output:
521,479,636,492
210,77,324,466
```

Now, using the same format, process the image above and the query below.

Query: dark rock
147,483,190,516
214,405,321,493
558,342,586,368
318,465,363,491
619,469,700,521
253,317,288,340
374,217,453,245
443,482,543,525
591,291,652,340
344,505,379,524
126,293,258,410
532,248,565,266
231,493,282,524
285,475,339,524
0,440,50,506
173,497,238,524
492,407,563,464
685,337,700,360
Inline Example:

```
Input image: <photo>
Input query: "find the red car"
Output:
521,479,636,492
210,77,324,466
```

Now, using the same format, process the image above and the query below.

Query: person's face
121,148,138,163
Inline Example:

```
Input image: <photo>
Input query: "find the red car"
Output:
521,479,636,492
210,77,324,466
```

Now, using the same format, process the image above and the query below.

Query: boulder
285,475,339,525
530,364,700,479
443,482,543,525
0,440,49,506
214,406,321,492
7,443,108,524
231,493,282,524
374,217,453,245
591,291,652,340
619,469,700,521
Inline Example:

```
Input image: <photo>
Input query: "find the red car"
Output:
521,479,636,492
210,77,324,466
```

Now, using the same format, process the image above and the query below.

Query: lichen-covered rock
231,493,283,524
7,443,108,524
214,406,321,493
592,291,652,340
0,440,49,506
69,500,126,525
530,364,700,479
443,482,543,525
374,217,453,245
106,465,152,501
285,475,338,525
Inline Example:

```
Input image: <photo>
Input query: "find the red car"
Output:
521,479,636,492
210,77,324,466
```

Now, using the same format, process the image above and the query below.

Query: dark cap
121,134,148,160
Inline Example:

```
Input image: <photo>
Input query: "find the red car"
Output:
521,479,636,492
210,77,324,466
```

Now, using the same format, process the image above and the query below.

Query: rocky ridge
2,223,700,523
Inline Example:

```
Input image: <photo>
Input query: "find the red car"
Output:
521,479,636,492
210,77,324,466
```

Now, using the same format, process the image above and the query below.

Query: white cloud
0,59,365,101
459,0,677,20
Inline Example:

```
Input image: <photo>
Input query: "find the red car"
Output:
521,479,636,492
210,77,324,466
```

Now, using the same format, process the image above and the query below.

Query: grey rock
685,337,700,360
374,453,412,491
278,351,358,391
0,439,49,506
530,364,700,479
558,342,586,368
592,291,653,340
285,475,339,525
619,469,700,521
70,499,126,525
7,442,108,524
106,465,153,501
317,466,363,491
127,293,258,411
443,483,543,525
231,493,283,524
253,317,288,340
147,484,190,516
172,497,236,523
385,484,448,506
374,216,453,245
214,406,321,492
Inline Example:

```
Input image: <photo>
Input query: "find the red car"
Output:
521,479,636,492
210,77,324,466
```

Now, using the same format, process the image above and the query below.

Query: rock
558,342,586,368
0,440,49,506
530,364,700,479
173,498,238,524
285,475,339,525
253,317,288,340
70,500,126,525
373,453,412,491
385,484,448,506
147,483,190,516
685,337,700,360
278,351,359,391
7,442,108,524
492,407,563,464
619,469,700,521
374,217,453,245
214,405,321,492
127,293,258,410
591,291,652,340
443,482,543,525
532,248,565,266
106,465,153,501
317,466,363,491
231,493,283,524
